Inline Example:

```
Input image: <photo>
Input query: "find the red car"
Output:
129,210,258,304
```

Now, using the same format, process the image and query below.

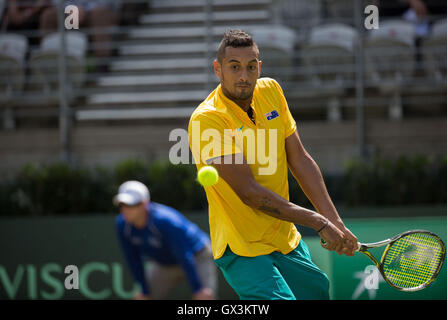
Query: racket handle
320,238,362,252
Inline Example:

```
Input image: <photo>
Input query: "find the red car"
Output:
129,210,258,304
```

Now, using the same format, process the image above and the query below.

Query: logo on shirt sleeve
265,110,279,121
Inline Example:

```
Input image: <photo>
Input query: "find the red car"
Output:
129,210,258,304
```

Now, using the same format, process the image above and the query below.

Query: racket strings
387,234,440,287
382,232,444,289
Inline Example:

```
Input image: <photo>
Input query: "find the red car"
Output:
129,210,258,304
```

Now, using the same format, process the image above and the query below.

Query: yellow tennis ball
197,166,219,187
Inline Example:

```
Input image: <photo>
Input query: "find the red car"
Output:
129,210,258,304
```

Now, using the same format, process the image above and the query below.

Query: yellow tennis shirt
188,77,301,259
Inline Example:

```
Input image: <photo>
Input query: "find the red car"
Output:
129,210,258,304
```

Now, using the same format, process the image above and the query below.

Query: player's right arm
209,154,348,255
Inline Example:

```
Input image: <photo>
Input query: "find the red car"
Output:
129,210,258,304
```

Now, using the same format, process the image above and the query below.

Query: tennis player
114,180,217,300
188,29,358,300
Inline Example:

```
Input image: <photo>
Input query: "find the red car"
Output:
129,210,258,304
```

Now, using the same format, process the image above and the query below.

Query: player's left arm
285,129,358,252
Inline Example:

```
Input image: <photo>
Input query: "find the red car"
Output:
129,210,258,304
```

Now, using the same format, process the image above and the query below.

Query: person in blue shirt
114,180,217,300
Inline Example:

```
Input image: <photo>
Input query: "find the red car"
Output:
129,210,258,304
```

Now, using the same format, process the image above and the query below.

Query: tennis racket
323,229,445,292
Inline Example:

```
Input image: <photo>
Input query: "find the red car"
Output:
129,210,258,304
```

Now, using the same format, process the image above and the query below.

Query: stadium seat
325,0,355,25
0,33,28,94
244,25,296,81
277,0,322,43
29,31,87,100
422,18,447,84
0,33,28,129
365,20,415,120
301,23,358,121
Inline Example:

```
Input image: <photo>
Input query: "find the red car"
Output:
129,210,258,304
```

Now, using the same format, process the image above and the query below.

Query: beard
232,88,253,100
221,74,254,101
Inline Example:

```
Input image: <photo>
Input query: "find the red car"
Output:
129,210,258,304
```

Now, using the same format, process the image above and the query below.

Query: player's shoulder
256,77,283,93
255,77,286,104
190,86,235,120
151,202,184,226
189,99,230,130
190,99,219,121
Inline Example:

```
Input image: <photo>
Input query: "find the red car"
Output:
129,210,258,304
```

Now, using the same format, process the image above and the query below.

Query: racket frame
358,229,446,292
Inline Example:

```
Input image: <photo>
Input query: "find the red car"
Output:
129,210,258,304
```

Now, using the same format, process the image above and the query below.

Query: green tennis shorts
215,239,330,300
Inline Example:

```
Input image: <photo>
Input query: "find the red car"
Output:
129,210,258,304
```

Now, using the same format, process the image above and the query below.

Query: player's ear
258,60,262,78
213,59,222,80
141,201,149,209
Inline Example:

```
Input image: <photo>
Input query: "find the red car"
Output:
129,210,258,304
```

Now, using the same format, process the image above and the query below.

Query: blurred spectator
114,181,217,300
40,0,121,72
120,0,150,26
378,0,447,23
377,0,447,61
1,0,51,45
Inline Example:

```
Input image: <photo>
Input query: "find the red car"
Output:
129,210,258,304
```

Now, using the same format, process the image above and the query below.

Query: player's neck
134,210,148,229
235,100,252,112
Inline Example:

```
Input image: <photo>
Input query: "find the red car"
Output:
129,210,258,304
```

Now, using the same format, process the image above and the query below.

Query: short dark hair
216,29,259,63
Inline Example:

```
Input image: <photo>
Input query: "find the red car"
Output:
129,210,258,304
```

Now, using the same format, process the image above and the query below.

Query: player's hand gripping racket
322,230,445,291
